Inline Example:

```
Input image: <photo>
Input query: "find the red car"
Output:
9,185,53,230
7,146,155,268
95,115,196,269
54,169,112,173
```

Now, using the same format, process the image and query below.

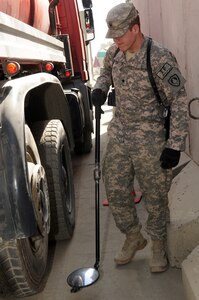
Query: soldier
92,2,188,272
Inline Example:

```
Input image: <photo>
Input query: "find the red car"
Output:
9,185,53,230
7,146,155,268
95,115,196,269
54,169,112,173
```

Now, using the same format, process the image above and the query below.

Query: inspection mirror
67,267,99,292
189,97,199,119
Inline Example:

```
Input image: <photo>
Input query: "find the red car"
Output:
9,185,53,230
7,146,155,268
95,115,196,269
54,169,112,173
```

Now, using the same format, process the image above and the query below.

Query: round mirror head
189,98,199,119
67,267,99,292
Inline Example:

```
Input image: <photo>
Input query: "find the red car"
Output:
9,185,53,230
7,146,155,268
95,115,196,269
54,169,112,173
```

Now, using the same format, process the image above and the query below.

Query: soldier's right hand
92,89,107,107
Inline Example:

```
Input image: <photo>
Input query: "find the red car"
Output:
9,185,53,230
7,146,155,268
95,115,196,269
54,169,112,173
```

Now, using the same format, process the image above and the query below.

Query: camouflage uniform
94,37,188,240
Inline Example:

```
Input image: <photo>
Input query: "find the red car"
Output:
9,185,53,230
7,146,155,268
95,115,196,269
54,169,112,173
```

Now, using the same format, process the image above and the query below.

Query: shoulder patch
157,63,172,80
157,64,186,94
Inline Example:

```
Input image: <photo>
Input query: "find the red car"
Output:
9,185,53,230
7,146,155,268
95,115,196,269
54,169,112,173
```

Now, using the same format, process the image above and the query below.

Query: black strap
112,41,163,105
147,38,170,140
146,38,162,105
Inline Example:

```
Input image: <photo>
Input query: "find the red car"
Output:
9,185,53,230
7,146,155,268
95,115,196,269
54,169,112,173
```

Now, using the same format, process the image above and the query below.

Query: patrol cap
106,3,139,38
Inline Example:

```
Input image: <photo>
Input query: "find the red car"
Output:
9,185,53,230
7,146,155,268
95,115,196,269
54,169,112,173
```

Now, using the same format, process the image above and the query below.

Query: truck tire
32,120,75,241
74,126,92,154
0,125,50,297
74,86,93,154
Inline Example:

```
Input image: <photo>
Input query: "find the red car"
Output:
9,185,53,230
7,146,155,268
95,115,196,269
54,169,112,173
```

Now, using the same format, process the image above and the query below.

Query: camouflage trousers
102,129,173,240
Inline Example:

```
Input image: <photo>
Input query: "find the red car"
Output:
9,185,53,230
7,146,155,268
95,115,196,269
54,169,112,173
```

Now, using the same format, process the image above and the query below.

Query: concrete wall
132,0,199,163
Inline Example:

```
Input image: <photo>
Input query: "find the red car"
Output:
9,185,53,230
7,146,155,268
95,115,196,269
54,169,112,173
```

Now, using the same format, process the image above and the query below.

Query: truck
0,0,95,297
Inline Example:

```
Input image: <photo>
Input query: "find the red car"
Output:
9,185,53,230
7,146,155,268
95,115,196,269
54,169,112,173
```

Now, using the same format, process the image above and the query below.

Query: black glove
92,89,107,107
160,148,180,169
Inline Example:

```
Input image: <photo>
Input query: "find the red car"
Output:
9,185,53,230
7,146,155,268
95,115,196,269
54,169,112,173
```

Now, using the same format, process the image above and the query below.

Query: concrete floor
0,106,187,300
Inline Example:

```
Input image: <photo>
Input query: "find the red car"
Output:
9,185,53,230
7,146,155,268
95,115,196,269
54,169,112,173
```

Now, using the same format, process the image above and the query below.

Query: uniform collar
114,35,149,65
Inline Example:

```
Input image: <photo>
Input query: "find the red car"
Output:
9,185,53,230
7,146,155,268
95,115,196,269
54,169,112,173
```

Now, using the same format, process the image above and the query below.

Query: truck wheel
0,125,50,297
32,120,75,240
83,127,93,153
74,126,92,154
73,84,93,154
74,103,93,154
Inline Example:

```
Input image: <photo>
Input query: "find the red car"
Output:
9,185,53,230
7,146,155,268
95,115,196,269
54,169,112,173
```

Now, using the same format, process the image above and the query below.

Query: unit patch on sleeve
157,63,172,80
157,64,186,94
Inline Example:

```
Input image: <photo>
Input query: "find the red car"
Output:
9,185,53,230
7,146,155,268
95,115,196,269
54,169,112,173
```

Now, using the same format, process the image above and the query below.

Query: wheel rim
26,126,50,252
31,164,50,236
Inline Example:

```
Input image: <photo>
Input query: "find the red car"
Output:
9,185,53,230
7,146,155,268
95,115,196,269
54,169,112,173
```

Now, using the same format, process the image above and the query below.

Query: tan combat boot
114,232,147,265
149,240,168,273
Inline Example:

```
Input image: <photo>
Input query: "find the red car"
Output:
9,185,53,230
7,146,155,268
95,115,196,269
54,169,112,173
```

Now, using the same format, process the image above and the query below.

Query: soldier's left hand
160,148,180,169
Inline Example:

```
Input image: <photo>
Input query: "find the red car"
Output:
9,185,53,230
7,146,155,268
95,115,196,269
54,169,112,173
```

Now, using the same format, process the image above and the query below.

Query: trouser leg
131,138,173,240
102,138,141,234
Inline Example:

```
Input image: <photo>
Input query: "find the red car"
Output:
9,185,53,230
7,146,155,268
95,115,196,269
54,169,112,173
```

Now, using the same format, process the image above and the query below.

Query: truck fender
0,73,73,240
62,79,93,142
70,78,93,133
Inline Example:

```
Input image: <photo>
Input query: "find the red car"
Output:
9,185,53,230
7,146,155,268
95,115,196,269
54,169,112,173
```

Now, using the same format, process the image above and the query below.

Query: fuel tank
33,0,51,33
0,0,50,33
0,0,31,24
